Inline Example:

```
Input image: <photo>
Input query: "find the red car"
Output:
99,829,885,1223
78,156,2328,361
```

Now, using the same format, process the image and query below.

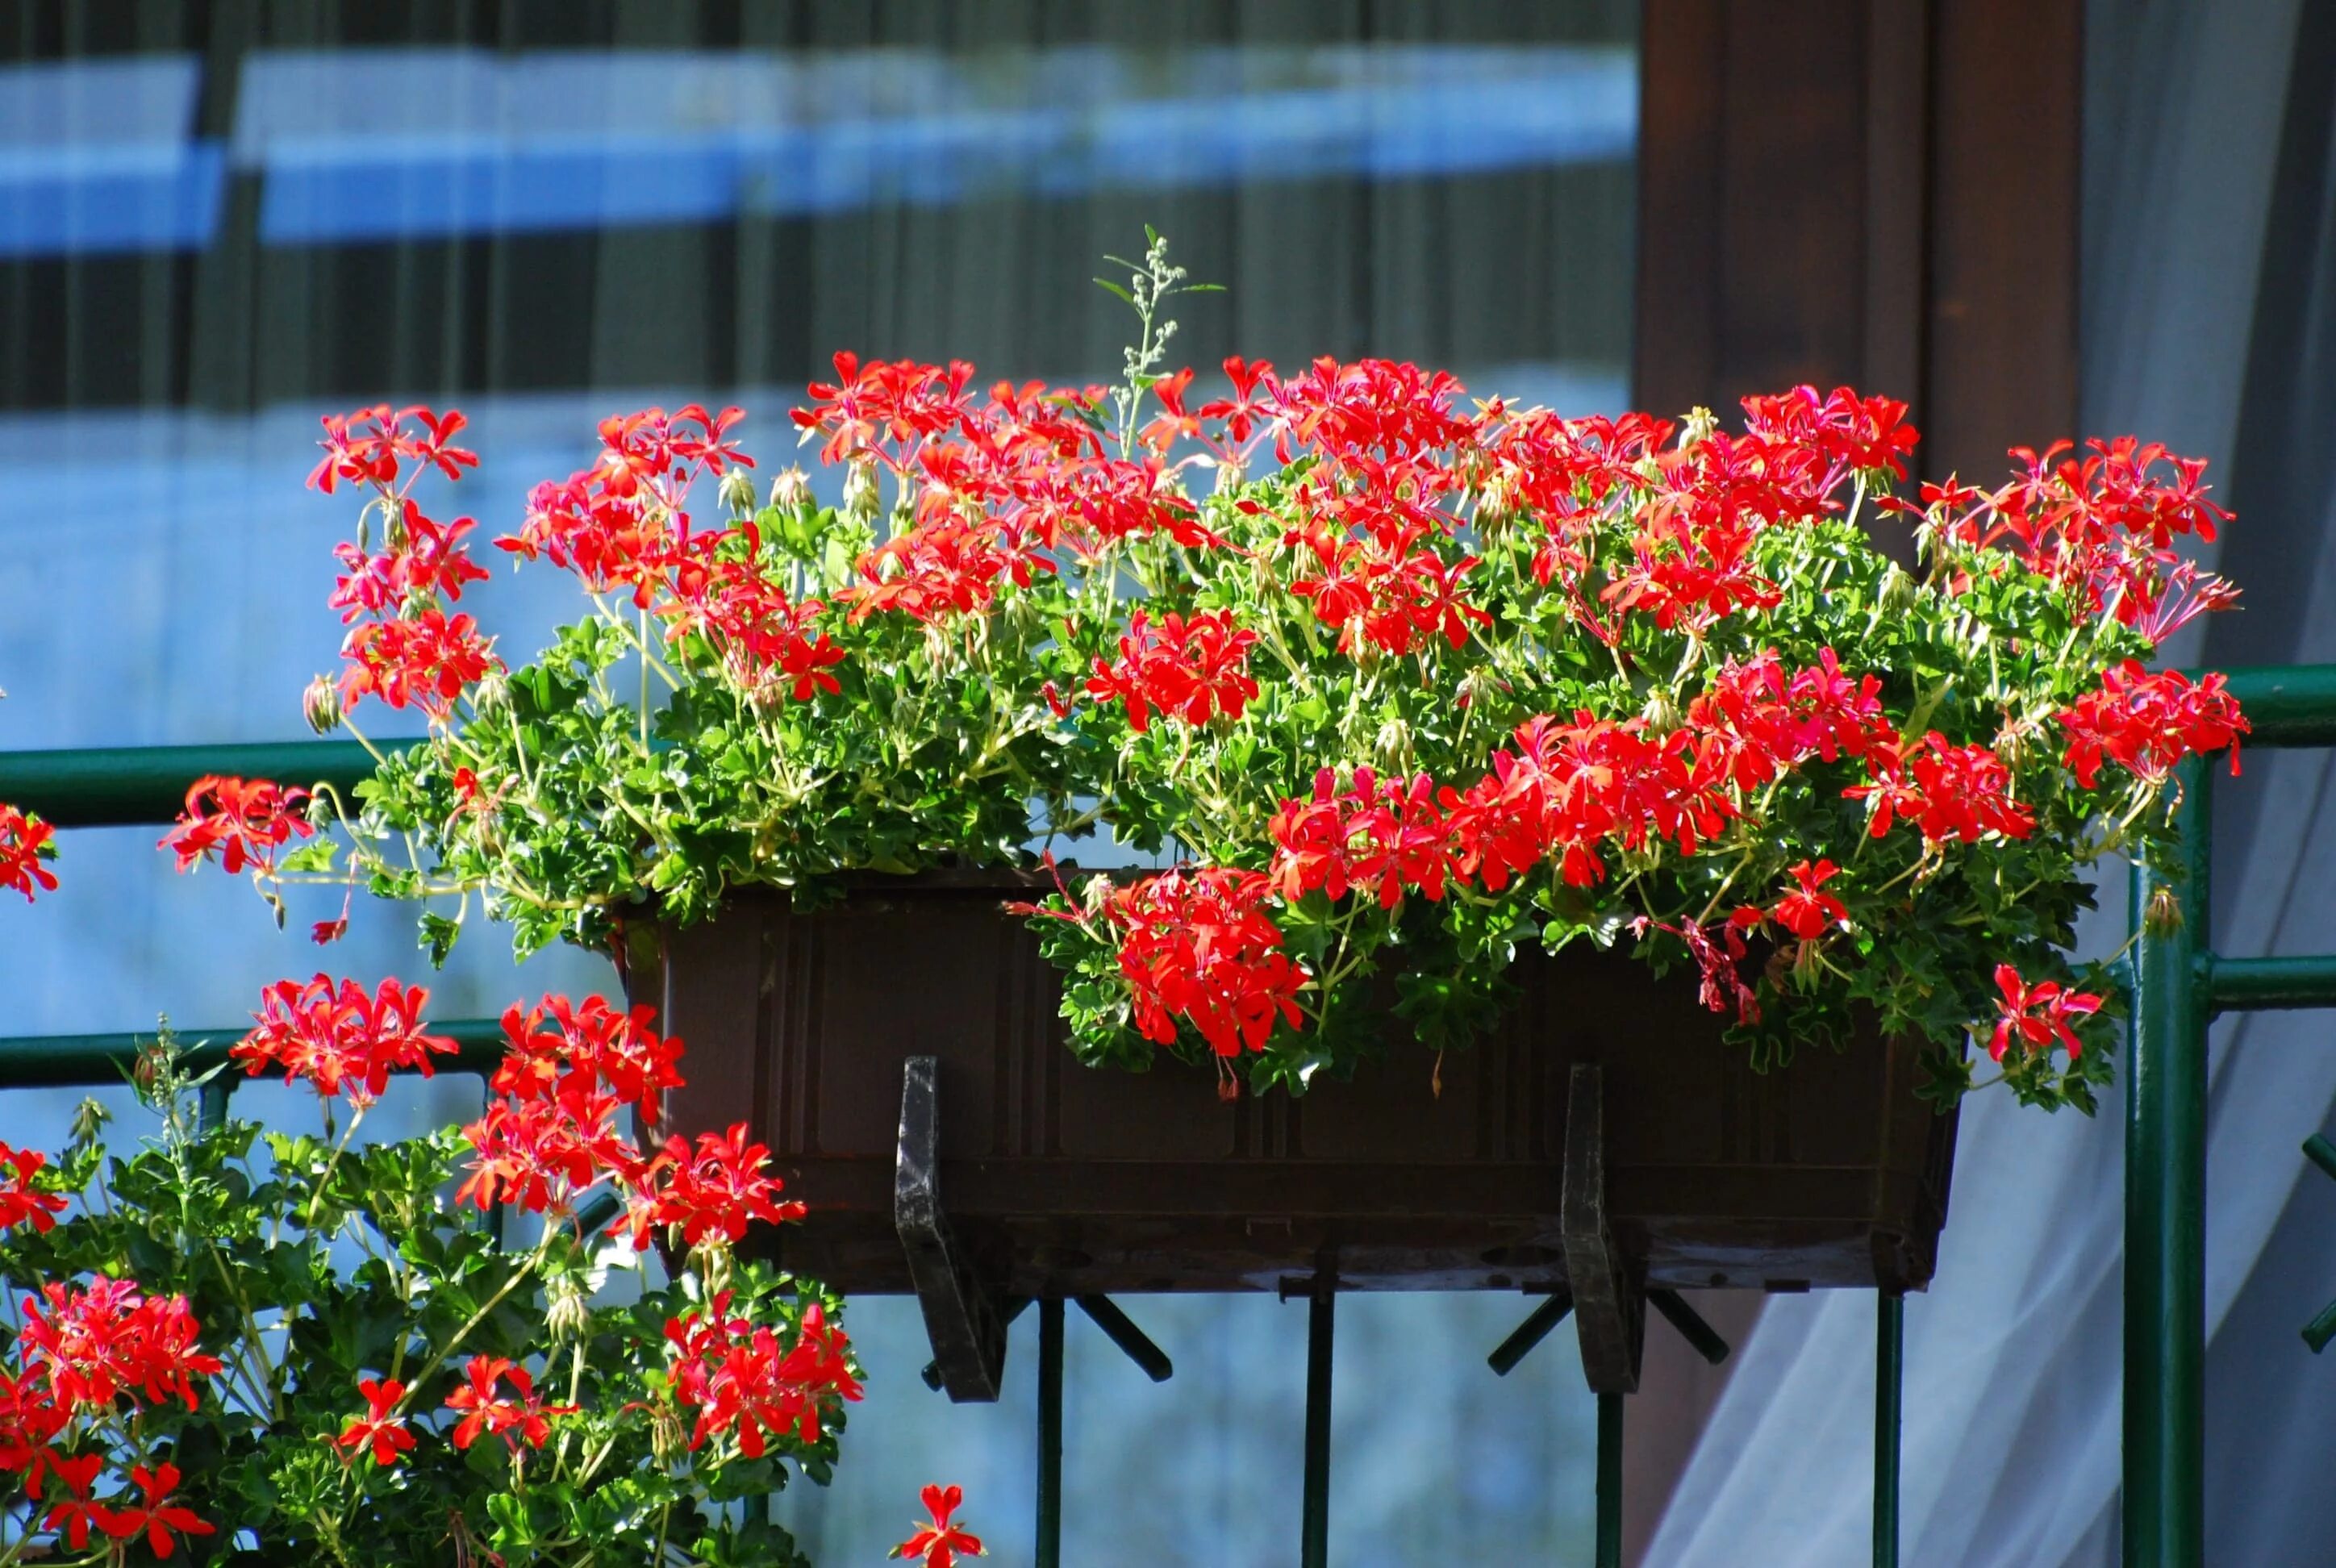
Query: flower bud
1373,715,1414,772
306,792,336,831
471,667,511,715
68,1095,111,1151
717,466,757,518
302,674,342,735
770,465,813,514
841,458,881,523
1211,457,1247,497
2144,883,2186,936
1679,406,1719,449
1878,562,1918,617
1641,688,1683,736
544,1272,591,1342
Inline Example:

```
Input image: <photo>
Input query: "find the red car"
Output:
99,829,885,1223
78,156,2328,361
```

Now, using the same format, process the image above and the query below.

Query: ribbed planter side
630,880,1957,1297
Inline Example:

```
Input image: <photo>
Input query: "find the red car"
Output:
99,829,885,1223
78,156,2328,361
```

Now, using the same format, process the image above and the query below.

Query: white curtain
1646,2,2336,1562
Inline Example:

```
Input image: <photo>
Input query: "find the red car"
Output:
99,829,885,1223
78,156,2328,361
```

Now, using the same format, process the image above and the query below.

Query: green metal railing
5,664,2327,1566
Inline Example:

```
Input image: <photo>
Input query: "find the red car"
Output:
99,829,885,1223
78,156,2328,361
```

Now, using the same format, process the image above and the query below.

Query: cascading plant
184,233,2246,1110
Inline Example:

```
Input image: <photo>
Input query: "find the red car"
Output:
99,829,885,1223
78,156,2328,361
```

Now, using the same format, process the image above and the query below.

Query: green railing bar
2125,753,2209,1568
1486,1291,1575,1377
2306,1134,2336,1185
1874,1293,1903,1568
0,1018,506,1088
1036,1298,1063,1568
2305,1300,2336,1355
2203,955,2336,1014
1300,1285,1333,1568
0,739,418,828
2217,665,2336,750
1595,1391,1624,1568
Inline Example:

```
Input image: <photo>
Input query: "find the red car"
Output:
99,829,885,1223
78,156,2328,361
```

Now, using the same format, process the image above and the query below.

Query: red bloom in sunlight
491,994,682,1114
1847,733,2034,844
18,1281,221,1415
662,559,845,703
308,405,478,494
1084,609,1260,732
336,1377,415,1468
1740,386,1919,478
444,1357,574,1453
2057,662,2248,788
329,502,491,622
1988,964,2102,1062
0,804,56,902
93,1462,213,1560
1771,859,1850,940
338,607,498,719
1103,868,1306,1058
42,1451,106,1551
640,1123,806,1249
160,775,312,877
457,1083,641,1216
1269,767,1454,911
892,1484,987,1567
666,1296,863,1457
793,352,977,469
232,974,458,1107
0,1142,66,1236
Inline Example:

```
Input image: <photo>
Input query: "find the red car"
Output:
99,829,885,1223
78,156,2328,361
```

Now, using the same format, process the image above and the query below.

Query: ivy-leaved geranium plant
189,236,2246,1108
0,986,858,1565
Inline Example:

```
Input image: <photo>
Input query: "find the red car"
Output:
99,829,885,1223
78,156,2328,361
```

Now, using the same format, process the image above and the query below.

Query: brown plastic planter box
630,875,1957,1301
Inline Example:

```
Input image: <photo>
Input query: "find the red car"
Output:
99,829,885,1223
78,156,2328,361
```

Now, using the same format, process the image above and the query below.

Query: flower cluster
0,1143,64,1236
0,803,56,903
0,1282,223,1559
309,406,502,720
159,774,313,876
444,1355,577,1453
1988,965,2104,1063
2057,662,2248,788
665,1293,862,1457
232,974,457,1107
1095,867,1306,1060
1084,608,1260,731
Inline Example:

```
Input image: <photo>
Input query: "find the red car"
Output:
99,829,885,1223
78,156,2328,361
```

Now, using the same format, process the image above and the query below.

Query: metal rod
1037,1298,1063,1568
0,1019,506,1088
1074,1295,1172,1382
197,1078,234,1133
0,740,411,828
1648,1288,1730,1366
2125,754,2208,1568
1302,1280,1334,1568
1874,1293,1902,1568
2305,1300,2336,1355
2213,665,2336,749
2205,954,2336,1015
1487,1290,1575,1377
920,1298,1029,1392
1595,1391,1624,1568
2307,1133,2336,1185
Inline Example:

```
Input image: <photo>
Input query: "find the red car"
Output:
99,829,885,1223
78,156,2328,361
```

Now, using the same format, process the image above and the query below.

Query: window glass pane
0,5,1633,1562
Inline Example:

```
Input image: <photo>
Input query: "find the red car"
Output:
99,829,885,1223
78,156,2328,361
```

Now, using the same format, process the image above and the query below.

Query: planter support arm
895,1055,1012,1403
1562,1063,1646,1395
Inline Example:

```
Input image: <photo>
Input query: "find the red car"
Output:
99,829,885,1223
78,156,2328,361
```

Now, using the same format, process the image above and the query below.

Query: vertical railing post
1037,1297,1063,1568
1874,1292,1903,1568
2125,754,2209,1566
1301,1279,1334,1568
1595,1391,1624,1568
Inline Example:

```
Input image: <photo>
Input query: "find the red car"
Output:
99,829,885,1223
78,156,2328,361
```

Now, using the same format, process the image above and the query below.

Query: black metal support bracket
895,1055,1012,1402
1562,1063,1646,1395
1487,1289,1575,1377
1077,1295,1174,1382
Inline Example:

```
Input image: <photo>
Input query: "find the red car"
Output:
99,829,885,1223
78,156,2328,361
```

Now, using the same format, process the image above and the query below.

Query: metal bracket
1562,1063,1646,1395
895,1055,1011,1402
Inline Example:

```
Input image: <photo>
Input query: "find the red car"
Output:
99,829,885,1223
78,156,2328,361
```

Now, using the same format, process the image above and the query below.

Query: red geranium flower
0,804,56,902
639,1123,807,1249
336,1377,415,1467
1771,859,1850,940
94,1462,214,1560
892,1483,987,1567
1988,965,2102,1063
0,1141,67,1236
42,1452,107,1550
444,1357,574,1453
159,775,312,876
232,974,457,1107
